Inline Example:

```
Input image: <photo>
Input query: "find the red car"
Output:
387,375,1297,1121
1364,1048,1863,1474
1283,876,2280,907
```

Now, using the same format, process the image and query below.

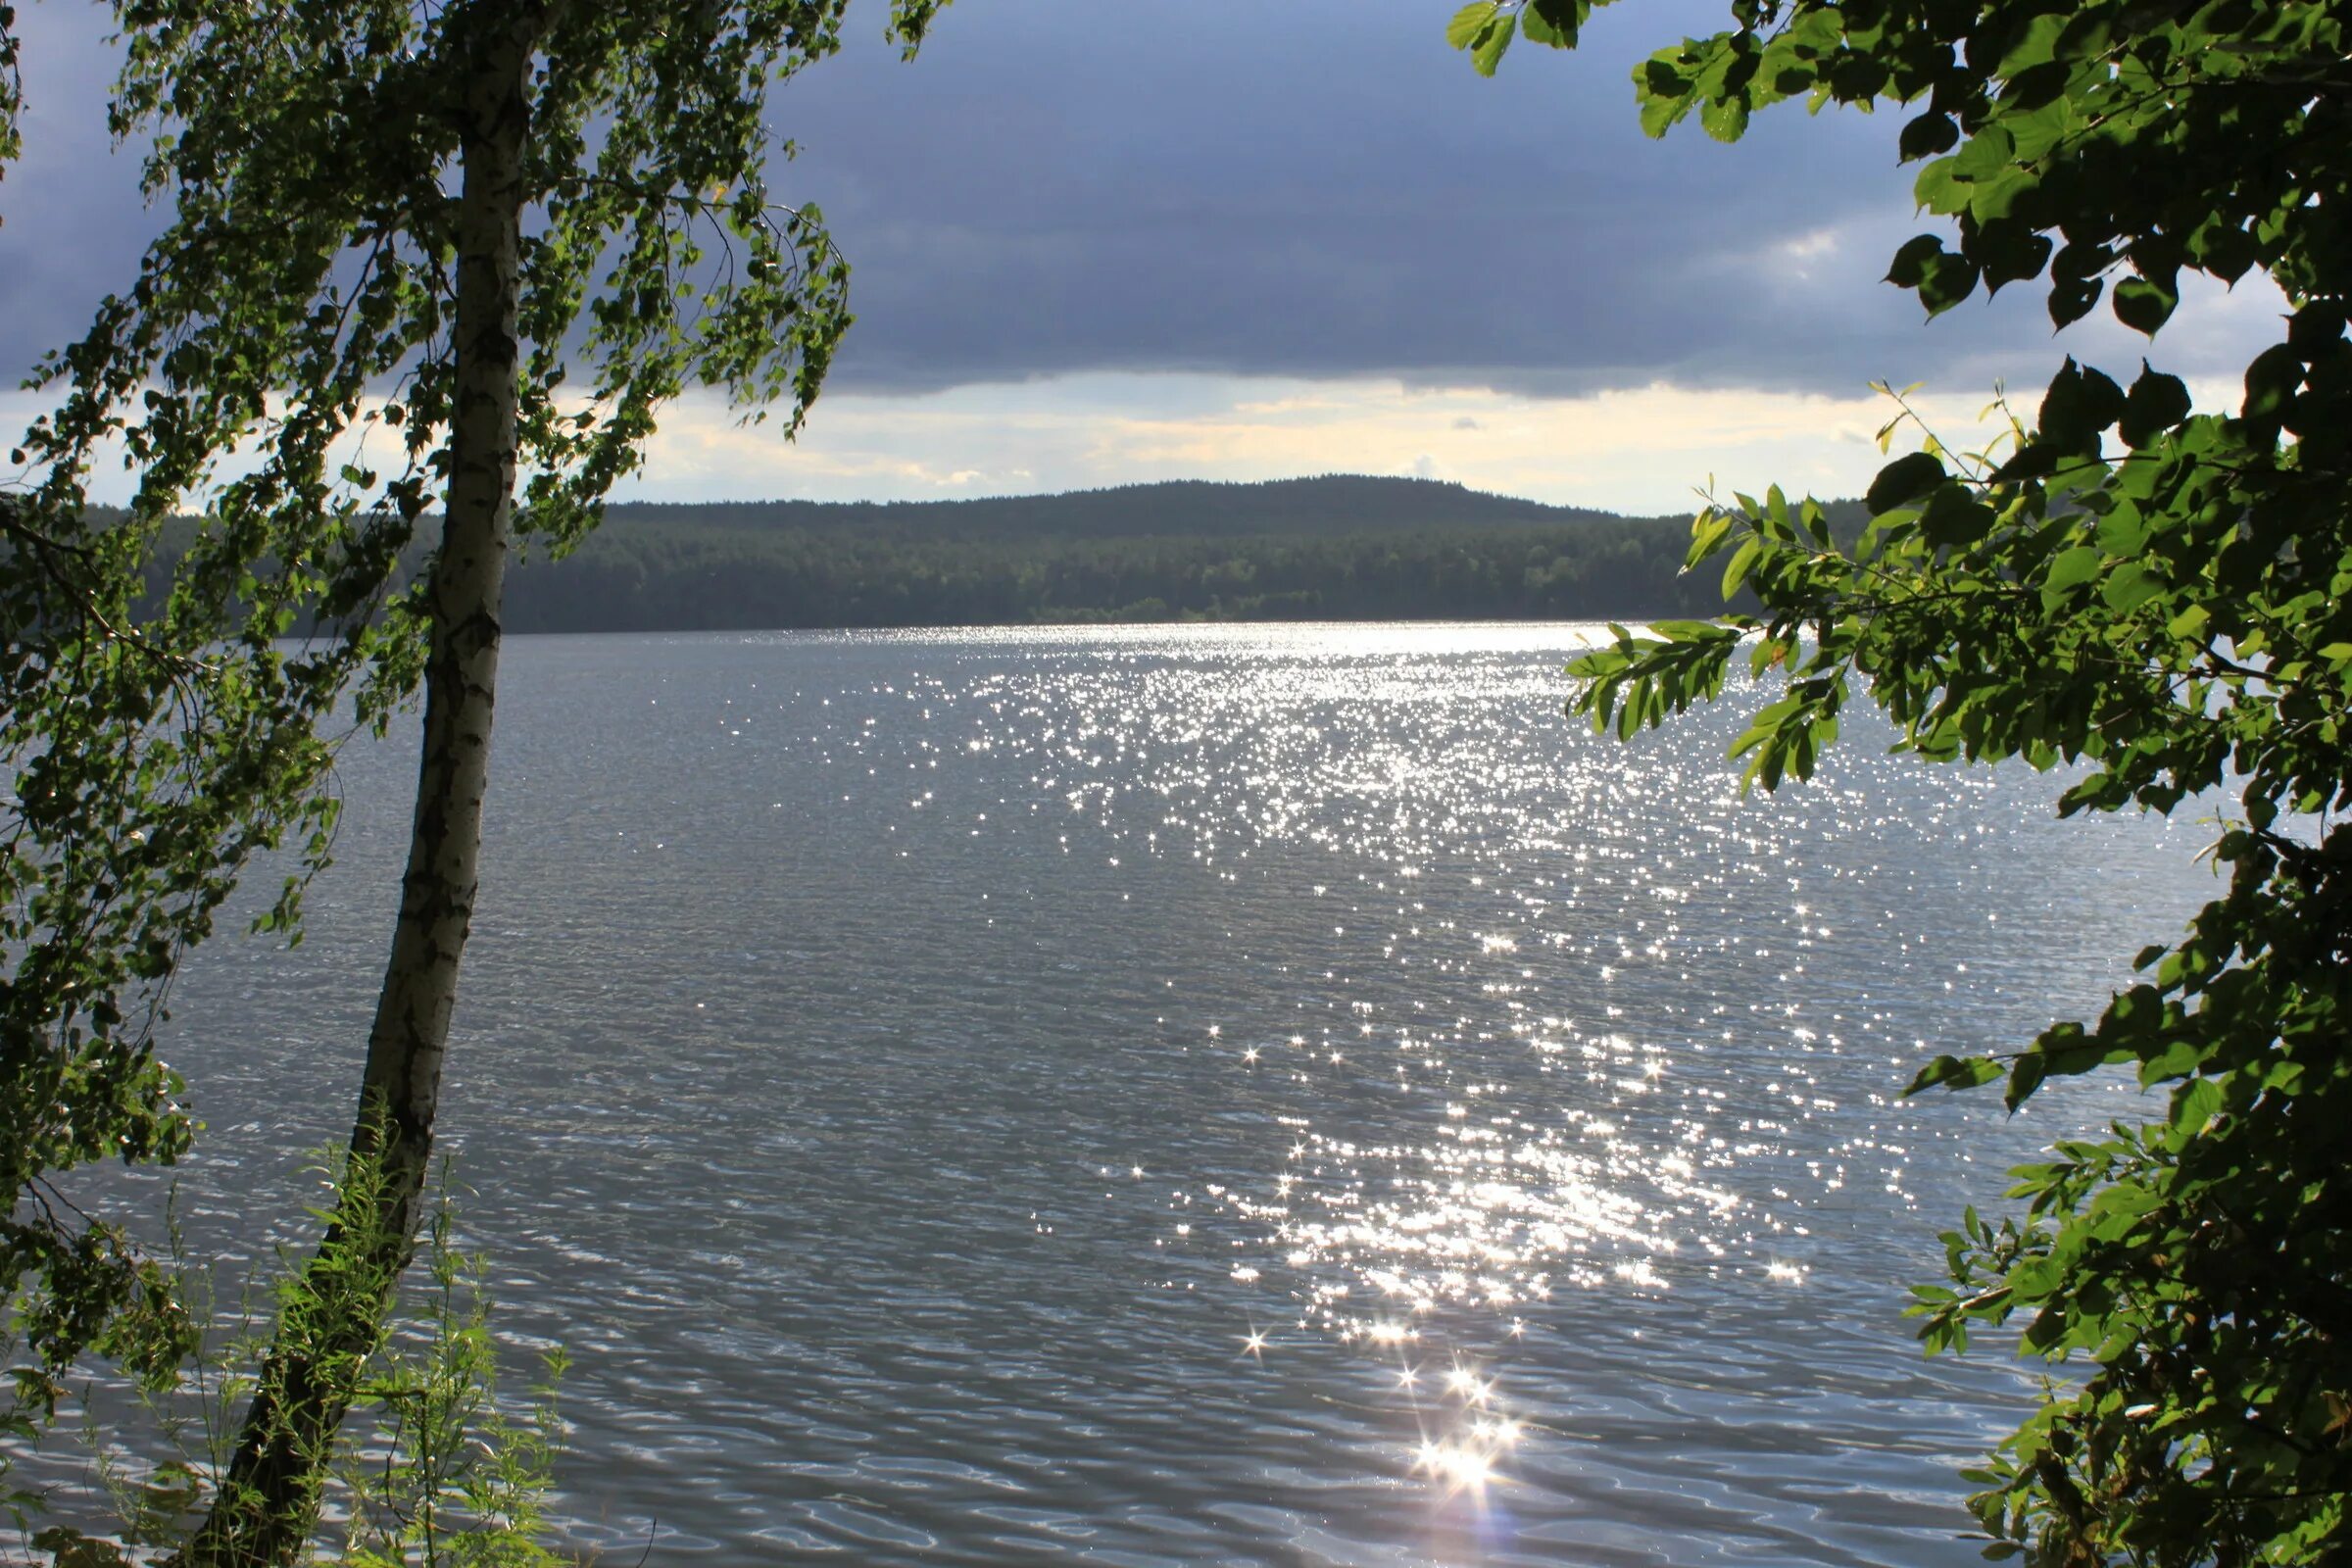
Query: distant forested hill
499,476,1807,632
591,475,1618,542
120,476,1860,631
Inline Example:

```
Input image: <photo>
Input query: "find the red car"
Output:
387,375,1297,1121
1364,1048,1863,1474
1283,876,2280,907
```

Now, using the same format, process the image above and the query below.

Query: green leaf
2118,362,2191,447
1470,13,1515,75
1650,618,1721,642
1920,486,1995,548
1700,92,1750,142
2112,274,2178,335
2107,564,2154,611
2005,1054,2046,1107
1886,232,1948,288
1866,451,1945,514
1518,0,1581,47
1446,1,1500,48
2170,1077,2223,1135
2138,1039,2204,1084
2101,562,2163,612
1898,113,1959,161
1947,124,2017,187
2048,270,2103,328
1907,1054,2005,1095
1721,537,1763,599
2094,503,2148,557
1636,64,1693,137
2037,358,2125,448
2243,341,2303,426
1970,217,2052,289
1917,254,1980,315
2042,545,2103,594
1684,509,1735,569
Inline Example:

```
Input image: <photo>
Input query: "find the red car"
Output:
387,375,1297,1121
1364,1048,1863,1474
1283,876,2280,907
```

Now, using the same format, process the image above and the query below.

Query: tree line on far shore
499,476,1832,630
110,474,1812,632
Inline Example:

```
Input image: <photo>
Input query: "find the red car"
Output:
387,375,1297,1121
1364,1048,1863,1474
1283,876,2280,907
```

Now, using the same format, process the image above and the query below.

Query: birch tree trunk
176,10,543,1563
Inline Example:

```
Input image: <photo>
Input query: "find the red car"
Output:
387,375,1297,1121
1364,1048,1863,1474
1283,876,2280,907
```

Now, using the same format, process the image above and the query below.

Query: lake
55,623,2215,1565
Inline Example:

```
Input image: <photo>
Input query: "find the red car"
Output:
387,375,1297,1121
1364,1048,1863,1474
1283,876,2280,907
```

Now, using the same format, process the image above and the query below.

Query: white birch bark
175,9,545,1561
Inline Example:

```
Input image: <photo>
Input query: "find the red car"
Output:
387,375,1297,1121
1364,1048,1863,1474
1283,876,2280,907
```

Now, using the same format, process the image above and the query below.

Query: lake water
46,624,2216,1565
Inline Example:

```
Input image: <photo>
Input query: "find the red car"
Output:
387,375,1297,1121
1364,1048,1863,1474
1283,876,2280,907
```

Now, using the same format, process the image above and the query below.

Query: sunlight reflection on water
45,623,2218,1566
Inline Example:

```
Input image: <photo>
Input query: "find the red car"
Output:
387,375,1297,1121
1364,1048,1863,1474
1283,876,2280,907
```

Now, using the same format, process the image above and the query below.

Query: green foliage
1447,0,1596,76
1,0,940,1518
333,1186,567,1568
1459,0,2352,1562
0,6,20,203
47,1162,565,1567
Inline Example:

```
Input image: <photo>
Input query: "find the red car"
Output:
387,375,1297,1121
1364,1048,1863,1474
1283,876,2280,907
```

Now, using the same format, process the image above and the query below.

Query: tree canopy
1456,0,2352,1561
0,1,939,1557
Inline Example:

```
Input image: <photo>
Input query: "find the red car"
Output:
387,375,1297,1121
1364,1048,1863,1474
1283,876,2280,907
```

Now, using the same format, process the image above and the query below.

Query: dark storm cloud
1,11,156,385
770,0,2173,397
0,0,2269,403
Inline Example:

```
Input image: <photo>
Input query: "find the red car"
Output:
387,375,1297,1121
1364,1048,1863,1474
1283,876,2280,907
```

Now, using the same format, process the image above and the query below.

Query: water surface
60,624,2214,1564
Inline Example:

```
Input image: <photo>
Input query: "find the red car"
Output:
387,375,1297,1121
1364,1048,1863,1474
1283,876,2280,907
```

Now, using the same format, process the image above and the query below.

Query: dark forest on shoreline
497,476,1830,630
115,475,1856,632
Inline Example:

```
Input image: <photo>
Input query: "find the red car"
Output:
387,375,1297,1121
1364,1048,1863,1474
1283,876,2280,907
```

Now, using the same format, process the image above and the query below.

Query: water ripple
28,624,2213,1566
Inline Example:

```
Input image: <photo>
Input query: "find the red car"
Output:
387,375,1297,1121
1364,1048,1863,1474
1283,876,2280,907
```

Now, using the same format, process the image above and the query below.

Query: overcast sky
0,0,2287,514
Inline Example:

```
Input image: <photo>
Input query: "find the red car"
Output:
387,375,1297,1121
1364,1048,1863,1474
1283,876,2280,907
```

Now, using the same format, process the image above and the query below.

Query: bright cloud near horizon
631,362,2259,517
1,0,2290,517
